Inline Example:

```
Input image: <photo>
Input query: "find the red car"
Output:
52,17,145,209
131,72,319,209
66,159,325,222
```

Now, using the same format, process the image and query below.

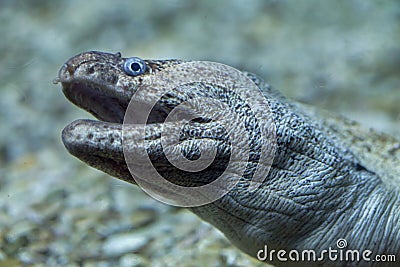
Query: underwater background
1,0,399,266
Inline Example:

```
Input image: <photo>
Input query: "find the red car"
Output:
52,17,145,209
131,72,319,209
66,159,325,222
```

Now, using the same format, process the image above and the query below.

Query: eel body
57,51,400,266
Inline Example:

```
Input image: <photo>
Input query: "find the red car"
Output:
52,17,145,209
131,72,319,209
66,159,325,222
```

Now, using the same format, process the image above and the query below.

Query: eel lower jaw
62,119,136,184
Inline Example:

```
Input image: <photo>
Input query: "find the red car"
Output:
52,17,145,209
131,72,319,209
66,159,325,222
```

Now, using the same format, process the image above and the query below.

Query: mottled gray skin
57,51,400,266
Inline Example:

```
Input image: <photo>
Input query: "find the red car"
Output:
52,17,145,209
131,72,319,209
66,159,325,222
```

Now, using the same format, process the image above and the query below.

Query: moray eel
56,51,400,266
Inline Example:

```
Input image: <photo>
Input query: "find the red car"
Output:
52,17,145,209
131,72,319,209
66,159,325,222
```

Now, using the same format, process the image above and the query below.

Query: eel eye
123,57,146,76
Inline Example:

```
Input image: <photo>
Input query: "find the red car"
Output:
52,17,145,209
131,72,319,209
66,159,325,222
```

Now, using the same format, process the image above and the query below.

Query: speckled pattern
59,50,399,266
1,1,399,266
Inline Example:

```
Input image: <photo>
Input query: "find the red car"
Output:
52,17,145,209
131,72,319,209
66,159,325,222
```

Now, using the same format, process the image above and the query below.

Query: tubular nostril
56,62,76,83
66,62,75,75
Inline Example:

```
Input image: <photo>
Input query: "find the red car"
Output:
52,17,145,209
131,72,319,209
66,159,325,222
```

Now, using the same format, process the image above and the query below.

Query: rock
119,254,149,267
102,233,149,257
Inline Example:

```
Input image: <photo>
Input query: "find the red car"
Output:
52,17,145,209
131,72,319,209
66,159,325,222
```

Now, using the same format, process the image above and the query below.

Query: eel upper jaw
61,80,128,123
57,61,130,124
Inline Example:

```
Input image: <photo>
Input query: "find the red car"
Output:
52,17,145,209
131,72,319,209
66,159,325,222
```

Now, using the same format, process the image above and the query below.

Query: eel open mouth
56,51,190,184
55,51,146,182
57,51,236,191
